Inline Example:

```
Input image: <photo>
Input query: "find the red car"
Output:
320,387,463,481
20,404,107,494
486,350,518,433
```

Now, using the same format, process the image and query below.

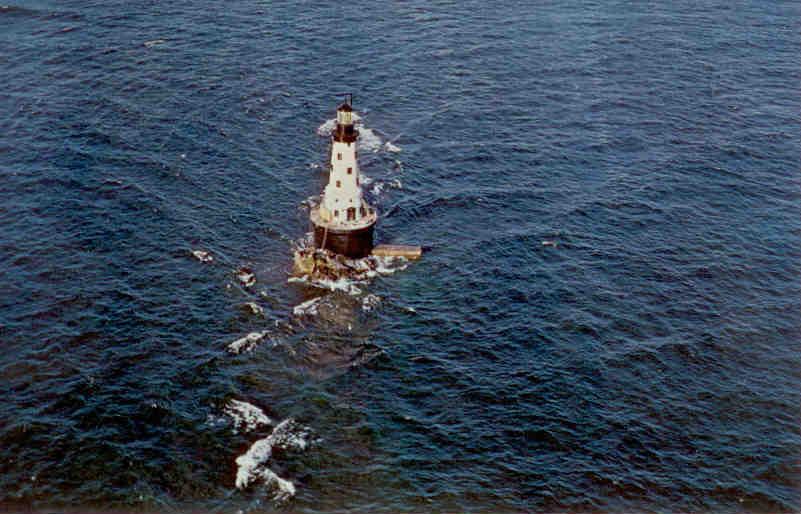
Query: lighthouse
309,99,377,258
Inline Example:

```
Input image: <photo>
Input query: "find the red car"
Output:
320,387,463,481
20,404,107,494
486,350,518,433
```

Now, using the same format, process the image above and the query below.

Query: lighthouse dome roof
337,102,353,112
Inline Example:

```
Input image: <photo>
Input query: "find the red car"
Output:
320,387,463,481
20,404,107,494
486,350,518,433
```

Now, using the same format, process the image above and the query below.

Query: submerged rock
236,267,256,287
242,302,264,316
191,249,213,263
227,331,267,354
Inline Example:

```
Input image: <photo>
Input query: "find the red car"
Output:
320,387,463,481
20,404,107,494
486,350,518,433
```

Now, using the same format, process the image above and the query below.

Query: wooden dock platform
371,244,423,260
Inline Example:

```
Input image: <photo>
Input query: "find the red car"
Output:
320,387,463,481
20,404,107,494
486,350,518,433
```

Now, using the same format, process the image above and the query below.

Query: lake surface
1,1,800,512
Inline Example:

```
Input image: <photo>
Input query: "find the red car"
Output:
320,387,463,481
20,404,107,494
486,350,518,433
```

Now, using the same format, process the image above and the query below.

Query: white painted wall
321,138,372,225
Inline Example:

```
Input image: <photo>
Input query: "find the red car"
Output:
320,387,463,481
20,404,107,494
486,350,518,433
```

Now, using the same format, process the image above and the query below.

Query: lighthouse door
346,207,356,221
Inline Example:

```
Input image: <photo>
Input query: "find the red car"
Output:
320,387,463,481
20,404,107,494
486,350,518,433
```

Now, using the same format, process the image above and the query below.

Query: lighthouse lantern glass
338,110,352,125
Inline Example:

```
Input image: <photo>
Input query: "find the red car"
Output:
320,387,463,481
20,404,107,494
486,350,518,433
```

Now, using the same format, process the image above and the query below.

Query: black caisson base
313,221,375,259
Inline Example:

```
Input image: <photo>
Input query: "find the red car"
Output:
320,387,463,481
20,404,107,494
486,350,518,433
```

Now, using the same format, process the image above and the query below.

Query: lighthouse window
334,210,339,218
347,167,352,174
337,153,342,160
359,207,366,217
336,180,341,188
347,207,356,221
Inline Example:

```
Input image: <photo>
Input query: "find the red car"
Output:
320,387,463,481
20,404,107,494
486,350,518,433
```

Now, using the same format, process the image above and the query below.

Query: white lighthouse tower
309,99,377,258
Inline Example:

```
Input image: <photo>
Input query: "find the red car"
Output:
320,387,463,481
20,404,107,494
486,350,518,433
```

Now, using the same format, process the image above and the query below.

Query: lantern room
333,101,358,143
336,102,353,126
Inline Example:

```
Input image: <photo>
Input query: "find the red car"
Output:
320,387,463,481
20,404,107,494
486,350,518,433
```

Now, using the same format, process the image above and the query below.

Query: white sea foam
370,178,402,198
204,413,228,428
316,277,362,295
300,195,319,210
227,331,267,354
253,468,295,501
358,127,383,153
191,250,213,263
316,118,337,136
288,275,362,296
224,399,272,434
293,297,322,316
384,141,401,153
372,255,410,275
316,114,387,153
362,294,381,312
243,302,264,316
236,268,256,287
234,418,312,501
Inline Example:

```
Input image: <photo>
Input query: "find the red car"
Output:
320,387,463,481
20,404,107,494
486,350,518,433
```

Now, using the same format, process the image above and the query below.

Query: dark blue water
2,1,800,512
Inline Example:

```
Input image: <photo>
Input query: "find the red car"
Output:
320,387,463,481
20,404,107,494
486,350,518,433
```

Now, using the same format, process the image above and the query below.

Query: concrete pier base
371,244,423,260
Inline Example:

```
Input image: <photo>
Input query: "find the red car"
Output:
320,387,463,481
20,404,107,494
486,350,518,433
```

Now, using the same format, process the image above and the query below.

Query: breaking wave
370,178,402,198
191,249,213,262
227,331,268,354
224,399,272,434
234,418,313,502
292,296,322,316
